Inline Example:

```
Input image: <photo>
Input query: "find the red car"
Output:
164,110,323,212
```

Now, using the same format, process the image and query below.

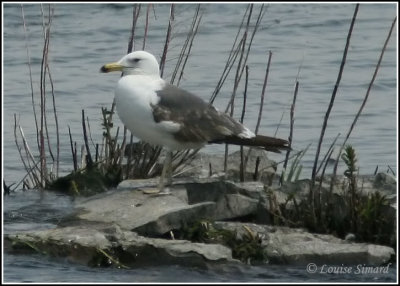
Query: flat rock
5,225,234,268
213,222,395,265
69,178,267,236
67,187,215,236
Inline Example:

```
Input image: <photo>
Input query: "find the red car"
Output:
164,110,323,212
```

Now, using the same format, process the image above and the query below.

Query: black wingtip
210,135,290,153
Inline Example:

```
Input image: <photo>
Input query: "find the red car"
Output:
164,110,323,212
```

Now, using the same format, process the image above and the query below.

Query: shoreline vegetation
5,3,397,267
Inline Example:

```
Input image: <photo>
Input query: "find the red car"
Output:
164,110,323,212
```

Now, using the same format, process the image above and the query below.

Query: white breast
115,75,190,150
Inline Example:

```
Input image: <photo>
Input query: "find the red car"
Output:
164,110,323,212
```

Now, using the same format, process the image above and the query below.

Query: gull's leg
158,151,173,192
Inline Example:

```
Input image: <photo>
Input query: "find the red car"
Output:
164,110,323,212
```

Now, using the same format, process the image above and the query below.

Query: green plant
280,145,310,184
179,221,267,264
341,144,359,232
358,191,393,245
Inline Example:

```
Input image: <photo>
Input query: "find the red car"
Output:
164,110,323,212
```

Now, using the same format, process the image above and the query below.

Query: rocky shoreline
4,151,396,268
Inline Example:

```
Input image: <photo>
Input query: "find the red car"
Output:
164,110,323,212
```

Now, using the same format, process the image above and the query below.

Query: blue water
2,3,397,283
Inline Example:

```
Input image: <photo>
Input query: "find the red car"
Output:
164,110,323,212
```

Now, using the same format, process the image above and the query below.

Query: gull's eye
131,58,141,63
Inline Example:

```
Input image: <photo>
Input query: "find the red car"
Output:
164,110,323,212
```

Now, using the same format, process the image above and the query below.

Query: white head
101,51,160,77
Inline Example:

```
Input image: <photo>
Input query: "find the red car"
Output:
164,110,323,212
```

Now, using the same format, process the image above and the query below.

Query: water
4,255,397,283
2,3,397,283
3,190,397,283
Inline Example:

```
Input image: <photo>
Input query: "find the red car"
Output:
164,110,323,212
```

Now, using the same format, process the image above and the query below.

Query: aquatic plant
178,221,267,264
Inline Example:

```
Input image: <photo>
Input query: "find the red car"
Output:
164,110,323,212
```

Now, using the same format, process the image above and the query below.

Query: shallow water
2,3,397,283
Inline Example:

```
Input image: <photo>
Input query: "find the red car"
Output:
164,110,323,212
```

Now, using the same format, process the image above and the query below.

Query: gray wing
151,84,244,144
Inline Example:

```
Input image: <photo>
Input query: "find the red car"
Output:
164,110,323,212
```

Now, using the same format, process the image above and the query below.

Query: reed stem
330,15,397,191
311,4,359,187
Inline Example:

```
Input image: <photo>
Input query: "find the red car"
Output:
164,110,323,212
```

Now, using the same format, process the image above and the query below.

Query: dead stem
95,144,99,163
225,31,248,115
311,4,359,187
68,126,78,172
42,6,55,174
176,10,202,86
9,160,41,193
160,4,175,78
224,31,248,173
171,4,201,85
82,110,93,168
38,4,56,188
228,4,266,112
39,130,46,188
317,143,336,226
173,149,200,175
240,66,249,182
315,133,340,224
113,126,120,164
329,15,397,191
225,4,266,112
85,116,96,149
281,81,299,183
119,126,128,167
387,165,395,176
127,4,141,53
244,50,272,170
241,66,250,125
19,125,41,178
142,4,151,50
224,5,269,173
14,114,38,186
47,64,59,178
316,132,340,176
163,5,203,177
209,4,250,104
255,51,272,135
124,134,133,178
21,5,40,151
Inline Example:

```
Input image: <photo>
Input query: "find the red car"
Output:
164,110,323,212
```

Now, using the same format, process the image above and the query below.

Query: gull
101,51,289,192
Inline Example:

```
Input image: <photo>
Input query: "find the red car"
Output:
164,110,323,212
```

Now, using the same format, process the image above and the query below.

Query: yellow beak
100,62,124,73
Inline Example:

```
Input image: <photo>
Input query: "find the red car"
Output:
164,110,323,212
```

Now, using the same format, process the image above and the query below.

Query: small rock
345,233,356,242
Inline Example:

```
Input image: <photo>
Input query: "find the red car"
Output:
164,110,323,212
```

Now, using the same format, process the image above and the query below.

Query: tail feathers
211,135,290,153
